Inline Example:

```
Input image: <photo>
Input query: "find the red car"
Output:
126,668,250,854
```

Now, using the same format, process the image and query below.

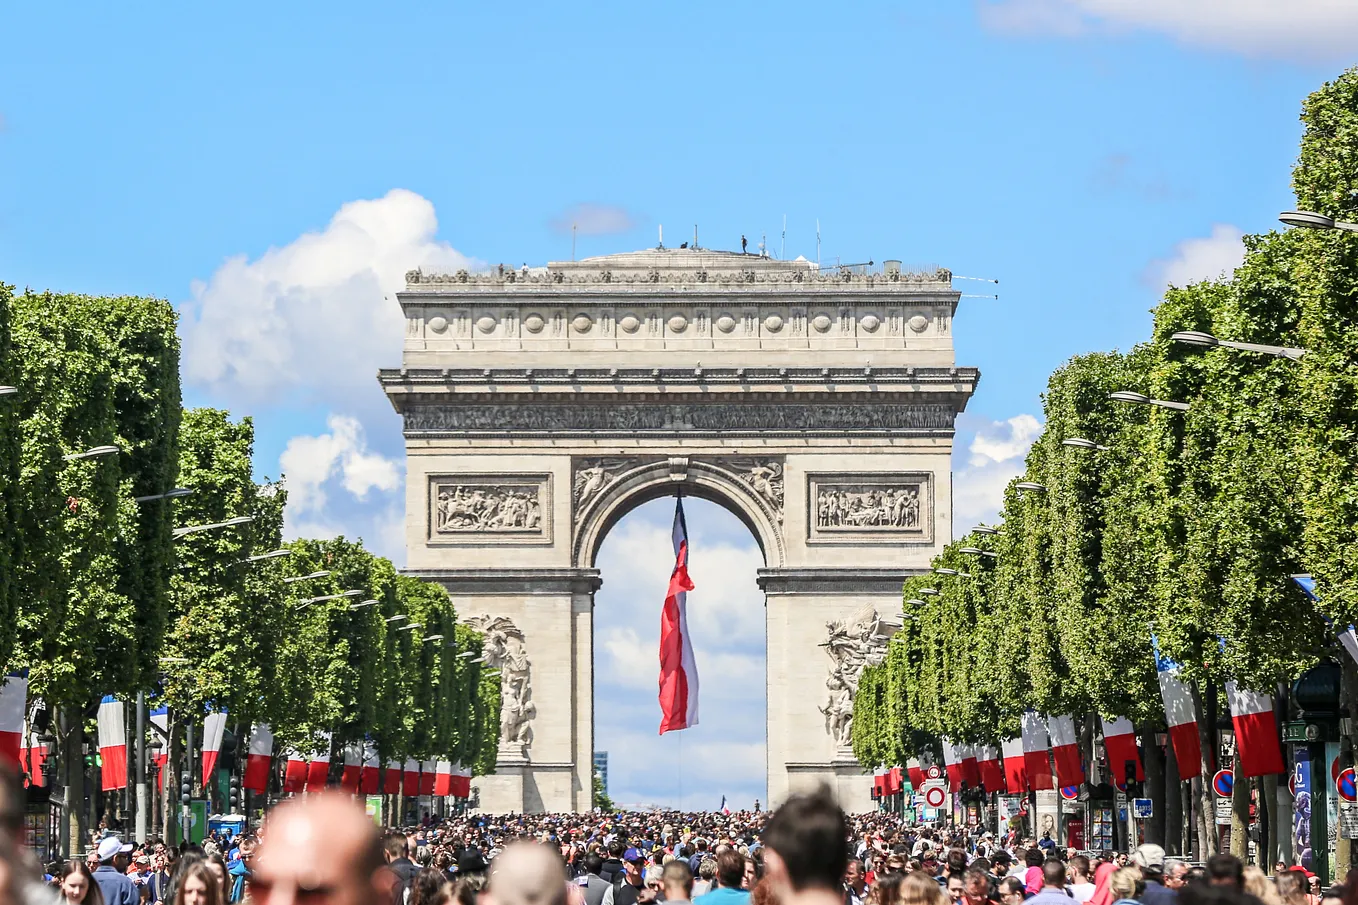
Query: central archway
592,495,768,809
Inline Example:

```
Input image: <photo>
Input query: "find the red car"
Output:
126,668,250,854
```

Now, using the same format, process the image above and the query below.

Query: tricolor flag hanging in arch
402,759,420,797
420,759,437,796
1045,714,1085,787
97,696,128,790
434,760,454,796
384,759,402,795
151,707,170,791
975,745,1006,793
451,762,472,798
1293,575,1358,665
360,744,381,795
658,496,699,734
1001,737,1028,793
306,734,332,791
340,745,363,793
282,748,308,793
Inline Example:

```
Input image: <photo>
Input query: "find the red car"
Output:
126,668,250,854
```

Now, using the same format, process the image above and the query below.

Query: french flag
1293,575,1358,666
282,748,308,793
151,707,169,790
1021,711,1053,790
360,745,381,795
97,696,128,790
906,757,924,789
21,743,47,787
1155,642,1202,781
0,673,27,768
1046,715,1085,787
1101,716,1143,783
384,759,402,795
1002,737,1028,793
306,734,331,791
976,745,1006,793
402,759,420,797
420,759,437,796
202,710,228,786
434,760,453,796
1226,682,1285,777
340,745,362,793
243,724,273,794
658,497,699,734
941,739,965,791
451,762,472,798
960,744,981,788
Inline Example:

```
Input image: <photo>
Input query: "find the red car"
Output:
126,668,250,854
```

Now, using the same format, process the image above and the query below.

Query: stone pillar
759,567,912,814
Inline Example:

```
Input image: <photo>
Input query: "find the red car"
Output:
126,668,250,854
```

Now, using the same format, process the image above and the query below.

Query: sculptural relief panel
821,604,903,749
427,474,553,545
807,472,932,545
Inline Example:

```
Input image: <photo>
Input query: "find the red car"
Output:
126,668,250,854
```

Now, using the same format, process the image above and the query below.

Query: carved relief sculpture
463,615,535,749
434,484,542,533
718,458,785,523
820,604,901,748
817,484,920,530
572,458,640,522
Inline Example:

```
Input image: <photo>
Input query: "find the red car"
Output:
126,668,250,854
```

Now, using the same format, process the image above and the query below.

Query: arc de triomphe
379,248,978,813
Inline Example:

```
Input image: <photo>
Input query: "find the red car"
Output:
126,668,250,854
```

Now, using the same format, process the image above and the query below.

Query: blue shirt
694,889,752,905
94,865,139,905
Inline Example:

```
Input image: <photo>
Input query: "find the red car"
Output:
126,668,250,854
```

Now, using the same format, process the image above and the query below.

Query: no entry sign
923,783,947,809
1212,769,1234,798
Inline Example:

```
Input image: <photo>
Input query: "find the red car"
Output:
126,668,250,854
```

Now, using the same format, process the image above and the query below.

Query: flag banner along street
97,696,128,791
244,724,274,794
1021,711,1053,791
0,674,26,769
1101,715,1144,782
202,710,228,785
1154,641,1202,781
1046,714,1085,787
1226,681,1286,777
1002,737,1028,793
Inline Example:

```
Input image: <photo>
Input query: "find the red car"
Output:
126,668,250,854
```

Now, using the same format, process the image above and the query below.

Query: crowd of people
0,772,1351,905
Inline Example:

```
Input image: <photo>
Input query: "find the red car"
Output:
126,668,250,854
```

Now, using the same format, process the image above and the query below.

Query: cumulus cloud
180,189,477,412
952,414,1044,534
976,0,1358,63
1145,224,1245,290
548,203,639,237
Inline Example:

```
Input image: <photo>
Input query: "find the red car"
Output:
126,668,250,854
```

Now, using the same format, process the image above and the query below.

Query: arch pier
379,248,978,812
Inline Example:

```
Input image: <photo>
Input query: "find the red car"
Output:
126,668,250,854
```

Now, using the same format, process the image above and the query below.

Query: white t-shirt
1070,882,1096,904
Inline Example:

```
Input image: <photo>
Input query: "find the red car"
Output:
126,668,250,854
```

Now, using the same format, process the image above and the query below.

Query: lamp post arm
1217,339,1307,361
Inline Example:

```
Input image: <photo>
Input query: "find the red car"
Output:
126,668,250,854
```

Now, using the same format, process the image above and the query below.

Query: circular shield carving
908,315,929,333
427,315,448,333
619,315,641,334
715,315,736,333
812,314,832,333
476,315,497,334
764,314,784,333
668,314,688,333
523,313,545,333
861,314,881,332
572,314,594,333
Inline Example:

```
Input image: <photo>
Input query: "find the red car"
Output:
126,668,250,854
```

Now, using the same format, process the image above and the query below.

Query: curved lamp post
134,487,194,503
1280,210,1358,233
1109,390,1189,412
283,570,330,584
919,588,941,597
173,515,253,538
385,615,408,624
244,549,292,563
972,525,1000,535
934,568,958,576
0,387,16,398
349,599,380,610
906,598,927,607
1171,330,1306,362
63,444,119,462
959,547,998,559
1062,438,1109,451
1015,481,1047,493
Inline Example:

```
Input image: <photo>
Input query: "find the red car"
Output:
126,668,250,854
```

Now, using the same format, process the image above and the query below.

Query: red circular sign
927,764,942,780
1339,768,1357,803
1059,786,1080,801
923,786,947,808
1288,773,1297,798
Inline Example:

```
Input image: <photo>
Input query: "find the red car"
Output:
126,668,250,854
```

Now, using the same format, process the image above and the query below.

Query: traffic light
181,774,192,806
229,777,240,811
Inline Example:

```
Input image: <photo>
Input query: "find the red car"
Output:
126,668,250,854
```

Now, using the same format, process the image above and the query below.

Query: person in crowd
1164,862,1189,893
743,859,758,892
750,879,778,905
1241,868,1281,905
410,869,450,905
601,845,627,888
695,852,750,905
1275,872,1310,905
1022,850,1045,896
996,877,1025,905
202,858,228,905
661,862,695,905
694,863,716,899
1108,868,1143,905
1068,856,1095,904
385,834,419,905
173,864,220,905
896,873,945,905
58,863,104,905
1026,859,1071,905
1131,846,1175,905
92,840,137,905
486,844,567,905
959,869,987,905
761,789,848,905
844,861,867,905
248,794,387,905
943,876,962,905
601,850,646,905
580,854,610,905
1205,857,1243,892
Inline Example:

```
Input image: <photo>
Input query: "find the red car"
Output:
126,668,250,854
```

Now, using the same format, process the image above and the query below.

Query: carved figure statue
435,485,541,533
572,458,636,518
817,484,920,530
819,604,898,747
464,615,535,748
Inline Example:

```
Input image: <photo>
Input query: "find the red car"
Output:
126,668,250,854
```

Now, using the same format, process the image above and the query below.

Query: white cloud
953,414,1044,534
977,0,1358,63
1145,224,1245,290
280,414,400,514
548,203,639,237
180,189,477,412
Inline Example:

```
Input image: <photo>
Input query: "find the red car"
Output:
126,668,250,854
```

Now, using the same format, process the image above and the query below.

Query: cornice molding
403,568,602,596
757,567,924,596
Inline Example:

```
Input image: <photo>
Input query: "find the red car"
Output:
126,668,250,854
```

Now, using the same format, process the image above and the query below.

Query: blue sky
3,0,1355,808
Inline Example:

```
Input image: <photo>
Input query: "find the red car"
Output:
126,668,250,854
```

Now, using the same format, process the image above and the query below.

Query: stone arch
572,458,786,570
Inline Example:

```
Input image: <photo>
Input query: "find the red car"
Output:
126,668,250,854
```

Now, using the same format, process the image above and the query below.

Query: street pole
135,692,147,843
182,720,194,845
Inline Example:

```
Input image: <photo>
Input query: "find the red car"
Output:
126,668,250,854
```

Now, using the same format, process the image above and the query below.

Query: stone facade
381,247,978,813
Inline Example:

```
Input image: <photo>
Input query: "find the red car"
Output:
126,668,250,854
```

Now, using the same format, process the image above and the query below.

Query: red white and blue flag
658,497,699,734
0,673,27,769
1045,714,1085,787
975,745,1006,793
1001,737,1028,793
1021,711,1053,791
450,762,472,798
340,745,363,793
1154,641,1202,781
1226,682,1285,777
1101,716,1143,783
244,724,274,794
151,707,170,791
98,696,128,790
305,733,331,791
202,710,228,786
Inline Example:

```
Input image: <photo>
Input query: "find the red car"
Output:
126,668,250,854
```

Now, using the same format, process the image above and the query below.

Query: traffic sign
1339,768,1357,803
927,764,943,780
1289,772,1297,798
1059,785,1079,801
1133,798,1153,819
923,782,948,809
1212,769,1234,798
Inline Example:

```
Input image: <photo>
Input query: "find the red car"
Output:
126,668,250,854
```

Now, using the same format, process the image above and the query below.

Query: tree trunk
1194,683,1220,858
1143,727,1167,846
1166,741,1184,856
1231,753,1250,860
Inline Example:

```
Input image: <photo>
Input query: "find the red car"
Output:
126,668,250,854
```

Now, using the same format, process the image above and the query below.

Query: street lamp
283,570,330,584
1279,210,1358,233
158,657,189,664
457,651,477,658
133,487,194,503
1171,330,1306,361
385,615,408,624
63,444,119,462
905,599,927,607
934,568,958,576
173,515,253,537
423,635,445,643
919,588,940,597
959,547,998,559
1062,438,1109,451
1015,482,1047,493
349,599,379,610
1109,390,1190,412
244,549,291,563
0,387,15,398
972,525,1000,535
398,623,424,632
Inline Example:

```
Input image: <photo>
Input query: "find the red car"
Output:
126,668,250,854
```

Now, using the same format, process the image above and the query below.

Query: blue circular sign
1339,768,1357,802
1212,769,1233,798
1059,785,1079,801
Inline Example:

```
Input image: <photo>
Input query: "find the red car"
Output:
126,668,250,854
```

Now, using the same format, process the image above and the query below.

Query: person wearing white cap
92,837,137,905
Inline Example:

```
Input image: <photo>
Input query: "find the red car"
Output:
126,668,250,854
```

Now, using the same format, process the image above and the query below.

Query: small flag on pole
98,696,128,790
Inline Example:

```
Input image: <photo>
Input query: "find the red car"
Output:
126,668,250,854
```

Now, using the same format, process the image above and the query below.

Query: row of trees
852,69,1358,861
0,284,499,851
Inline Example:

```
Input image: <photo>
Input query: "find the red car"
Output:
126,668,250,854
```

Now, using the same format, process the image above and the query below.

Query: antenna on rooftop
694,225,698,250
658,224,664,249
816,219,821,268
572,223,577,262
781,215,786,260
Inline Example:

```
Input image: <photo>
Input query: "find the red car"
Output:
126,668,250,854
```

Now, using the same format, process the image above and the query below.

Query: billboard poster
1295,746,1312,870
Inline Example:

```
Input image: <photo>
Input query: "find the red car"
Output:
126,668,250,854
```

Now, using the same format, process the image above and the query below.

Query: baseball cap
624,847,645,864
1132,844,1166,872
97,837,134,861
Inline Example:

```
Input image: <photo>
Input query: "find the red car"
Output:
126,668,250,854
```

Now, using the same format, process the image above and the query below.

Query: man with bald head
250,793,386,905
488,843,567,905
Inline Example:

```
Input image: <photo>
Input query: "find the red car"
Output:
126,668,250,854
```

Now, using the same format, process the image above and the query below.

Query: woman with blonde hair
894,871,948,905
1108,867,1143,905
1277,870,1311,905
1243,867,1283,905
